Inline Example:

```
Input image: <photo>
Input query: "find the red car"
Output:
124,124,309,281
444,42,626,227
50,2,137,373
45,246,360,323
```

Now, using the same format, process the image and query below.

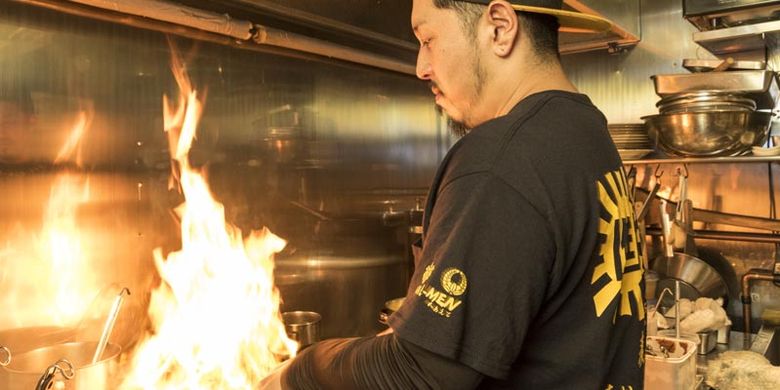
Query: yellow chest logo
592,168,645,321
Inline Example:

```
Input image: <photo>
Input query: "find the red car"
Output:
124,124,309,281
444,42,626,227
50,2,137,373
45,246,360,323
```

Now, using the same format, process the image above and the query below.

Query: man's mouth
429,82,442,98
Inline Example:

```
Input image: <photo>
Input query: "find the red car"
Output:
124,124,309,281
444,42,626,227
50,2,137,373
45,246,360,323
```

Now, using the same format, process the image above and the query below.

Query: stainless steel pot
274,254,409,338
283,311,321,349
0,341,120,390
643,111,772,157
0,327,78,356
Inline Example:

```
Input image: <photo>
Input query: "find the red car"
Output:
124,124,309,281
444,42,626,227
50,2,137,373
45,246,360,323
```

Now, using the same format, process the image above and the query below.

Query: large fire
120,48,296,388
0,110,96,327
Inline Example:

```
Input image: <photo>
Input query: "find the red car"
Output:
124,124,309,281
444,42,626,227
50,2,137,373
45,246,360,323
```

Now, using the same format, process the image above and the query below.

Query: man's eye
420,39,431,47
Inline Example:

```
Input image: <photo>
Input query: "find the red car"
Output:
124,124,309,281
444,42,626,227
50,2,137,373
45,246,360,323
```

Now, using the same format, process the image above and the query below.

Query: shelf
693,18,780,56
623,155,780,165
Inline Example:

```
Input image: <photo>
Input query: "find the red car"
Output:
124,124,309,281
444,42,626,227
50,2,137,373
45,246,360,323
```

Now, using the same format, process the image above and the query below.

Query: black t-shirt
388,90,646,389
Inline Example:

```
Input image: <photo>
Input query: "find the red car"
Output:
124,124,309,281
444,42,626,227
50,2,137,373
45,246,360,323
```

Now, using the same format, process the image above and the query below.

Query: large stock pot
275,252,409,338
0,341,120,390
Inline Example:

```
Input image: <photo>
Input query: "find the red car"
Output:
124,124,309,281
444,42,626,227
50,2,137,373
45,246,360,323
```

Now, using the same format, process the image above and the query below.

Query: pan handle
638,182,661,221
36,359,74,390
636,187,780,232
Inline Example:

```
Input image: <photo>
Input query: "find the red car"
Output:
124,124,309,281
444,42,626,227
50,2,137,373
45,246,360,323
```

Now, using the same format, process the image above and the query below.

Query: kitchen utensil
660,200,675,258
635,186,780,232
655,92,757,114
645,336,697,390
92,287,129,364
643,111,772,157
651,70,779,111
711,58,734,72
275,253,408,338
676,280,681,340
682,58,766,72
653,253,729,300
655,195,729,301
0,327,78,356
638,181,661,221
282,311,321,349
697,329,718,354
1,341,120,390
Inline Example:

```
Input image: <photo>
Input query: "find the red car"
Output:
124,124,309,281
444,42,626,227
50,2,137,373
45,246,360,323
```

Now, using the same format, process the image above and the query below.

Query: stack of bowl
643,91,773,157
608,123,654,160
655,92,756,114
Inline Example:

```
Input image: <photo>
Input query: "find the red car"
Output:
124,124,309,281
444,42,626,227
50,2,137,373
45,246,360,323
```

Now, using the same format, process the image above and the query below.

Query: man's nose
416,50,431,81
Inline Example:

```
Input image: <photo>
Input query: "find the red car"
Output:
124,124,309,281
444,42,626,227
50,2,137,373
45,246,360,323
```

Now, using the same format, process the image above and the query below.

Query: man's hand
257,359,292,390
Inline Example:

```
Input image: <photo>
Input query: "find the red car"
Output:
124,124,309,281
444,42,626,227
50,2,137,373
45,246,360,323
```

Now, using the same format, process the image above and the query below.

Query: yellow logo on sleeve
441,268,468,296
592,168,645,321
414,265,467,318
422,263,436,284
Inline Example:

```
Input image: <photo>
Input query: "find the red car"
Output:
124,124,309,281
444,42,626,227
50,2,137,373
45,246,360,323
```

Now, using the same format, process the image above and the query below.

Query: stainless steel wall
562,0,780,322
0,2,445,339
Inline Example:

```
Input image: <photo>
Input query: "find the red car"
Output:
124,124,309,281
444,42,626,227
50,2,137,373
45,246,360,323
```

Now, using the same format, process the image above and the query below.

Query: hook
675,164,689,178
654,164,664,179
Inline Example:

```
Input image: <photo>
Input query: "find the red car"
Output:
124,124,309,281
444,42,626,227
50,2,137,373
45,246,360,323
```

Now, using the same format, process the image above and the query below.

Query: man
262,0,645,388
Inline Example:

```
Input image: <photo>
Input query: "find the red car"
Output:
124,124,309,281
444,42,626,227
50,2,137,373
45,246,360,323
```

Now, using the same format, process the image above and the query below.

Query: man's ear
484,0,519,58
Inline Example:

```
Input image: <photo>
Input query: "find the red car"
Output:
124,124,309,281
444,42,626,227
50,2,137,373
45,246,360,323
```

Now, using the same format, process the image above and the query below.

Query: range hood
11,0,641,76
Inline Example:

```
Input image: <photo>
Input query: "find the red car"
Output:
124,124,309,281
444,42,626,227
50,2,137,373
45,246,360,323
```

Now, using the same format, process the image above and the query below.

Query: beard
435,104,470,138
431,46,486,139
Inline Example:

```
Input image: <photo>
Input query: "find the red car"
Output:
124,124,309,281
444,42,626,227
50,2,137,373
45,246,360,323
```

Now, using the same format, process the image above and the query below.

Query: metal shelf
623,155,780,165
693,18,780,56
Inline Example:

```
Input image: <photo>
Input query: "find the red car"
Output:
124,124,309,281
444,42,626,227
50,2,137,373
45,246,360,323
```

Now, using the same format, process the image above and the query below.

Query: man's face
412,0,485,130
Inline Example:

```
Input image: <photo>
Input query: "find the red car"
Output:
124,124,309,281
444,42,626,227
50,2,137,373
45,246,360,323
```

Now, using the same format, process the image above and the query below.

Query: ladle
91,287,130,364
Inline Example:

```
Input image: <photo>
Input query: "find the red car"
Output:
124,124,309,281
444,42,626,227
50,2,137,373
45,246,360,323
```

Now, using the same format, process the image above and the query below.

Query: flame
45,111,94,323
0,110,96,327
121,48,296,389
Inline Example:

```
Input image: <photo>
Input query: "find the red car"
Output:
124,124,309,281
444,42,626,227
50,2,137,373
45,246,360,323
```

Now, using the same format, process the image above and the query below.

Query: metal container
651,70,779,110
645,336,697,390
643,111,772,157
0,327,78,356
655,92,757,114
282,311,321,349
0,341,121,390
274,253,409,338
697,329,718,354
652,253,729,300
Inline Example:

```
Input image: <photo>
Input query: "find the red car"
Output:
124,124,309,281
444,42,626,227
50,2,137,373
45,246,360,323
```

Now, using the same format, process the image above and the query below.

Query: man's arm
281,333,484,390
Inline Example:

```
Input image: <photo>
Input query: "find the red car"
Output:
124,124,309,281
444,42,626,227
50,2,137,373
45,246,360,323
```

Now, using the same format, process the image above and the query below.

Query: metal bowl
652,253,728,300
643,111,772,157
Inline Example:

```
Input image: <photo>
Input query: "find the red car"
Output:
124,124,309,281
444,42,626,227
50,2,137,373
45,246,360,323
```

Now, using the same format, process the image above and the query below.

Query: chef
261,1,646,388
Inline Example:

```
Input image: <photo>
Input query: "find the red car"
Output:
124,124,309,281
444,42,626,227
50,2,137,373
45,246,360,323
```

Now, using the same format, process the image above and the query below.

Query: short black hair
432,0,560,58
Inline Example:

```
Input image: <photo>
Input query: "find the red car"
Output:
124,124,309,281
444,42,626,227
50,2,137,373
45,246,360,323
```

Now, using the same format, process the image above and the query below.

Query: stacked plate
608,123,654,160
